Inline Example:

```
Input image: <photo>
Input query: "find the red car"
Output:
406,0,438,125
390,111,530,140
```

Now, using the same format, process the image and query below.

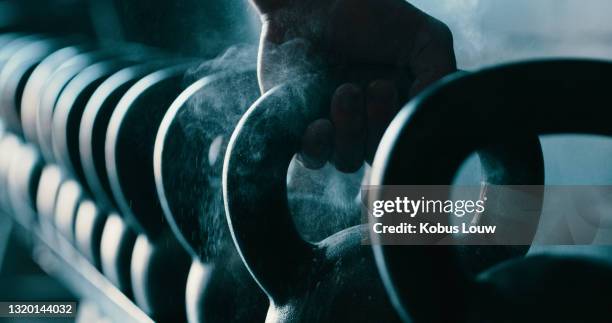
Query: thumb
407,15,457,97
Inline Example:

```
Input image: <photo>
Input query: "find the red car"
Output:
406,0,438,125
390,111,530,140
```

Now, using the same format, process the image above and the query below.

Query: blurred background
1,0,612,321
0,0,261,56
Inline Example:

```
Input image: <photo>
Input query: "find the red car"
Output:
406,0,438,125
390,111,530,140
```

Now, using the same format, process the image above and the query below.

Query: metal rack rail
4,213,153,323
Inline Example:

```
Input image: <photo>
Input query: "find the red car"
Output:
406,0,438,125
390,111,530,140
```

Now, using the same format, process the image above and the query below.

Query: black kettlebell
50,56,157,246
33,49,157,274
369,59,612,323
100,212,137,298
80,62,174,209
51,57,146,183
51,60,129,244
106,63,196,321
74,199,107,269
20,45,97,242
36,164,66,238
6,143,44,227
0,36,70,135
53,179,84,243
75,63,172,283
21,43,91,145
222,75,404,322
36,49,122,162
0,36,68,225
154,69,267,322
79,63,178,297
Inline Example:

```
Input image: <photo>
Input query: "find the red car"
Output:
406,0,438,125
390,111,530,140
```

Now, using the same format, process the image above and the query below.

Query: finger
297,118,333,169
366,80,399,163
407,16,457,96
331,83,366,173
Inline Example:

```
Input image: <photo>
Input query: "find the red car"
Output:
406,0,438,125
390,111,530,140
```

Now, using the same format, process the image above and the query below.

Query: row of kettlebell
4,30,612,323
0,32,268,322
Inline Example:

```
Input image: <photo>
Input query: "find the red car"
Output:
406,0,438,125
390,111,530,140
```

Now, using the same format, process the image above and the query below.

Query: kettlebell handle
223,74,334,302
370,59,612,323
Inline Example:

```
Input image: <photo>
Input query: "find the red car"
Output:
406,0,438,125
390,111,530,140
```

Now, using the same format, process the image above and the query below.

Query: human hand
251,0,456,172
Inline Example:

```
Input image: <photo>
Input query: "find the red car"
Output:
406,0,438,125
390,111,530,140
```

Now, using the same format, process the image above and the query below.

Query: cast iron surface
0,34,56,134
53,179,84,243
369,59,612,322
51,59,137,185
36,165,65,227
6,143,44,226
155,69,258,258
105,63,196,321
129,231,190,322
36,50,117,162
21,44,90,144
100,213,136,299
223,75,403,322
154,69,268,322
106,63,195,237
79,63,165,209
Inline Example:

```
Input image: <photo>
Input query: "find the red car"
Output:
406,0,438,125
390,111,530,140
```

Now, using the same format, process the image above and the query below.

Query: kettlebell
0,36,69,135
100,212,137,298
6,143,44,227
223,75,403,322
36,164,66,239
369,59,612,322
51,57,146,183
20,45,116,251
36,49,124,162
78,63,175,296
53,179,84,243
21,43,91,145
51,55,127,244
74,62,172,280
106,63,196,321
154,69,267,322
50,56,156,247
74,199,107,269
80,62,175,209
34,44,154,162
48,52,163,271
